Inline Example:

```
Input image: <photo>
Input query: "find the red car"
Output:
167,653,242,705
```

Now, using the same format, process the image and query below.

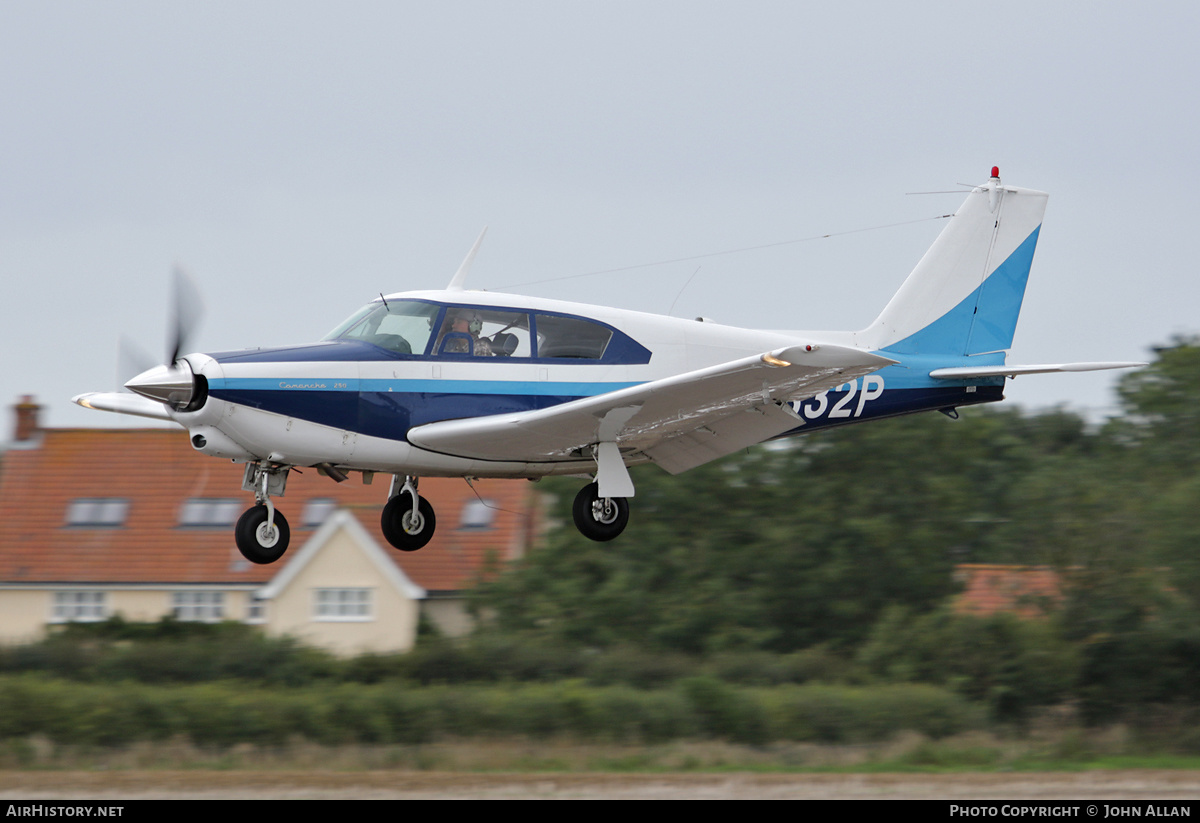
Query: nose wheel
572,482,629,542
235,504,291,564
234,462,292,564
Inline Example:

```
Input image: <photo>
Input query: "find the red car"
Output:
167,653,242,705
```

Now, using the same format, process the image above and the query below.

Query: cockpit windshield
322,300,441,355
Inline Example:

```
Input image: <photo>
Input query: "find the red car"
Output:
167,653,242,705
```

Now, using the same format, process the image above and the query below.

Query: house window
65,499,128,527
178,498,241,528
171,591,225,622
459,499,496,530
301,498,337,529
313,588,372,621
245,598,267,623
52,591,106,622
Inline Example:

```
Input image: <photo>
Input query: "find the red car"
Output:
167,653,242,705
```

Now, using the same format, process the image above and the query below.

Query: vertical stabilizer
860,171,1048,356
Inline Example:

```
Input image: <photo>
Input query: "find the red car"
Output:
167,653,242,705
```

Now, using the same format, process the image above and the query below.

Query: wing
408,343,896,477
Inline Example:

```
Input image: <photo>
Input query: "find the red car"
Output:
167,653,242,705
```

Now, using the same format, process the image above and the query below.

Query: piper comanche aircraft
74,169,1142,564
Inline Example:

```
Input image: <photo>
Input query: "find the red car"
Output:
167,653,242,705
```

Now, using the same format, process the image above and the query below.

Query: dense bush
857,607,1077,721
0,674,977,747
0,617,339,685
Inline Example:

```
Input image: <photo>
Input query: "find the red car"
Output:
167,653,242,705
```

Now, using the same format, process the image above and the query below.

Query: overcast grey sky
2,1,1196,431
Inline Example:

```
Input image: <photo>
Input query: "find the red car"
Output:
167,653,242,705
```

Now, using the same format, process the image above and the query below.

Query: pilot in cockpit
441,311,492,356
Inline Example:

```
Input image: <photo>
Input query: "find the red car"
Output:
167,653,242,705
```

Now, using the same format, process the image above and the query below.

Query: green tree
479,406,1062,653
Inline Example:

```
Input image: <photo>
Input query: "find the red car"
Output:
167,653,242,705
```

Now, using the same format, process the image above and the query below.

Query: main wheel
572,482,629,542
381,490,436,552
235,505,291,564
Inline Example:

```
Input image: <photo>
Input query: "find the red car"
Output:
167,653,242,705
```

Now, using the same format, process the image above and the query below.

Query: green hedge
0,675,978,747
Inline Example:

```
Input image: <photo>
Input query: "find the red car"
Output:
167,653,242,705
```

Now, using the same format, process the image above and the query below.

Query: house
953,563,1063,619
0,397,540,655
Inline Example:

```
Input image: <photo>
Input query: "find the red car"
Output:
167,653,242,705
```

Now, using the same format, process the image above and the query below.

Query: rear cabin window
535,314,613,360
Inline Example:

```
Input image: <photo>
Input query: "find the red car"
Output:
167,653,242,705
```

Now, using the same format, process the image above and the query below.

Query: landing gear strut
381,475,436,552
572,482,629,542
235,462,291,564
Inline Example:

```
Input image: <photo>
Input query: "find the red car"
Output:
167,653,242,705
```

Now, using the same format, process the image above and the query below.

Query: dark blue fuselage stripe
209,388,598,442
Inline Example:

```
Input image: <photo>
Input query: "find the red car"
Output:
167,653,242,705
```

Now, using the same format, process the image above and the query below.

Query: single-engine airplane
74,169,1143,564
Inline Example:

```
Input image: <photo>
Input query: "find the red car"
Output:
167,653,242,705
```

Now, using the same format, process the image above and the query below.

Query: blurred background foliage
472,337,1200,720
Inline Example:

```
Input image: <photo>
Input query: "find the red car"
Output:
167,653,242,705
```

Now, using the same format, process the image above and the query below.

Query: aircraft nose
125,361,198,409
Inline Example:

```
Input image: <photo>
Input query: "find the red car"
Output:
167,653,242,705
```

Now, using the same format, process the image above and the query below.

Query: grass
6,728,1200,773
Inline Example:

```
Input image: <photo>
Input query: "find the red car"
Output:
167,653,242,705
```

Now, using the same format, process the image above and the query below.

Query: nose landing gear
234,462,292,564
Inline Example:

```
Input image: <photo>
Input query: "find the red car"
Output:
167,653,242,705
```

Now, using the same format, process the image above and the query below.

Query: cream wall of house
264,527,419,656
0,590,174,644
0,591,51,644
110,589,261,623
107,589,177,622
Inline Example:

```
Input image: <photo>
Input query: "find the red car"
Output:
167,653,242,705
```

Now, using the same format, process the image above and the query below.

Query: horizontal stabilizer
929,362,1146,380
71,392,176,422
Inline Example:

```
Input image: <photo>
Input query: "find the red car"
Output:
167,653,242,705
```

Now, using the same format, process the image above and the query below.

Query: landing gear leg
381,474,437,552
235,462,291,564
572,482,629,542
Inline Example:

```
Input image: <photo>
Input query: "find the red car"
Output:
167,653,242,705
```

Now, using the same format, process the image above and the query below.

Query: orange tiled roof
953,563,1062,618
0,428,536,591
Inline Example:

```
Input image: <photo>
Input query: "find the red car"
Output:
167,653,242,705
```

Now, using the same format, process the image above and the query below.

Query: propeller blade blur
168,265,204,365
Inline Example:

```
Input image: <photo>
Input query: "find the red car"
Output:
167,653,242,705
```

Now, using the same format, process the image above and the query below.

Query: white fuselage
172,289,810,478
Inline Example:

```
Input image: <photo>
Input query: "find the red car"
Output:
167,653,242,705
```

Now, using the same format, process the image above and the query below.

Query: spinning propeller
121,267,207,411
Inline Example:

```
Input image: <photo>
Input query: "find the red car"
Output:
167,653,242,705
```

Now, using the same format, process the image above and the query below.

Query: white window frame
51,590,107,622
178,498,242,528
312,588,373,621
459,498,497,530
65,498,129,527
245,598,268,624
171,590,225,622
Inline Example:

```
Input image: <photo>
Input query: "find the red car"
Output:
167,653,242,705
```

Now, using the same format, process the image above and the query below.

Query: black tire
235,504,291,564
381,490,436,552
572,482,629,542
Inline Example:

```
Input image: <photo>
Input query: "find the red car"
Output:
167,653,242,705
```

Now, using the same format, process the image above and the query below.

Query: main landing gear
571,440,633,541
235,463,291,564
380,475,437,552
572,481,629,542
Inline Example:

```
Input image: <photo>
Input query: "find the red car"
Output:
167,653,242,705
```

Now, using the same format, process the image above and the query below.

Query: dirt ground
3,770,1200,799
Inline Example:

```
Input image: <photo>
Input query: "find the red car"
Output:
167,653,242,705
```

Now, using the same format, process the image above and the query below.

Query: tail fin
860,170,1049,356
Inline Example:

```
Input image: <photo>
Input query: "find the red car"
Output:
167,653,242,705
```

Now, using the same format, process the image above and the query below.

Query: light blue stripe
884,226,1041,356
209,377,643,396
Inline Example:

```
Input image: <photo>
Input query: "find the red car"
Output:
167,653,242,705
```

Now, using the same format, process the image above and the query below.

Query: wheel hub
402,511,425,535
592,498,618,524
255,522,280,548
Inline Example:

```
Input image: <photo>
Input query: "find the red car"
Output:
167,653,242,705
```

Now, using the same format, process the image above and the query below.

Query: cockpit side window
324,300,441,355
432,308,532,358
